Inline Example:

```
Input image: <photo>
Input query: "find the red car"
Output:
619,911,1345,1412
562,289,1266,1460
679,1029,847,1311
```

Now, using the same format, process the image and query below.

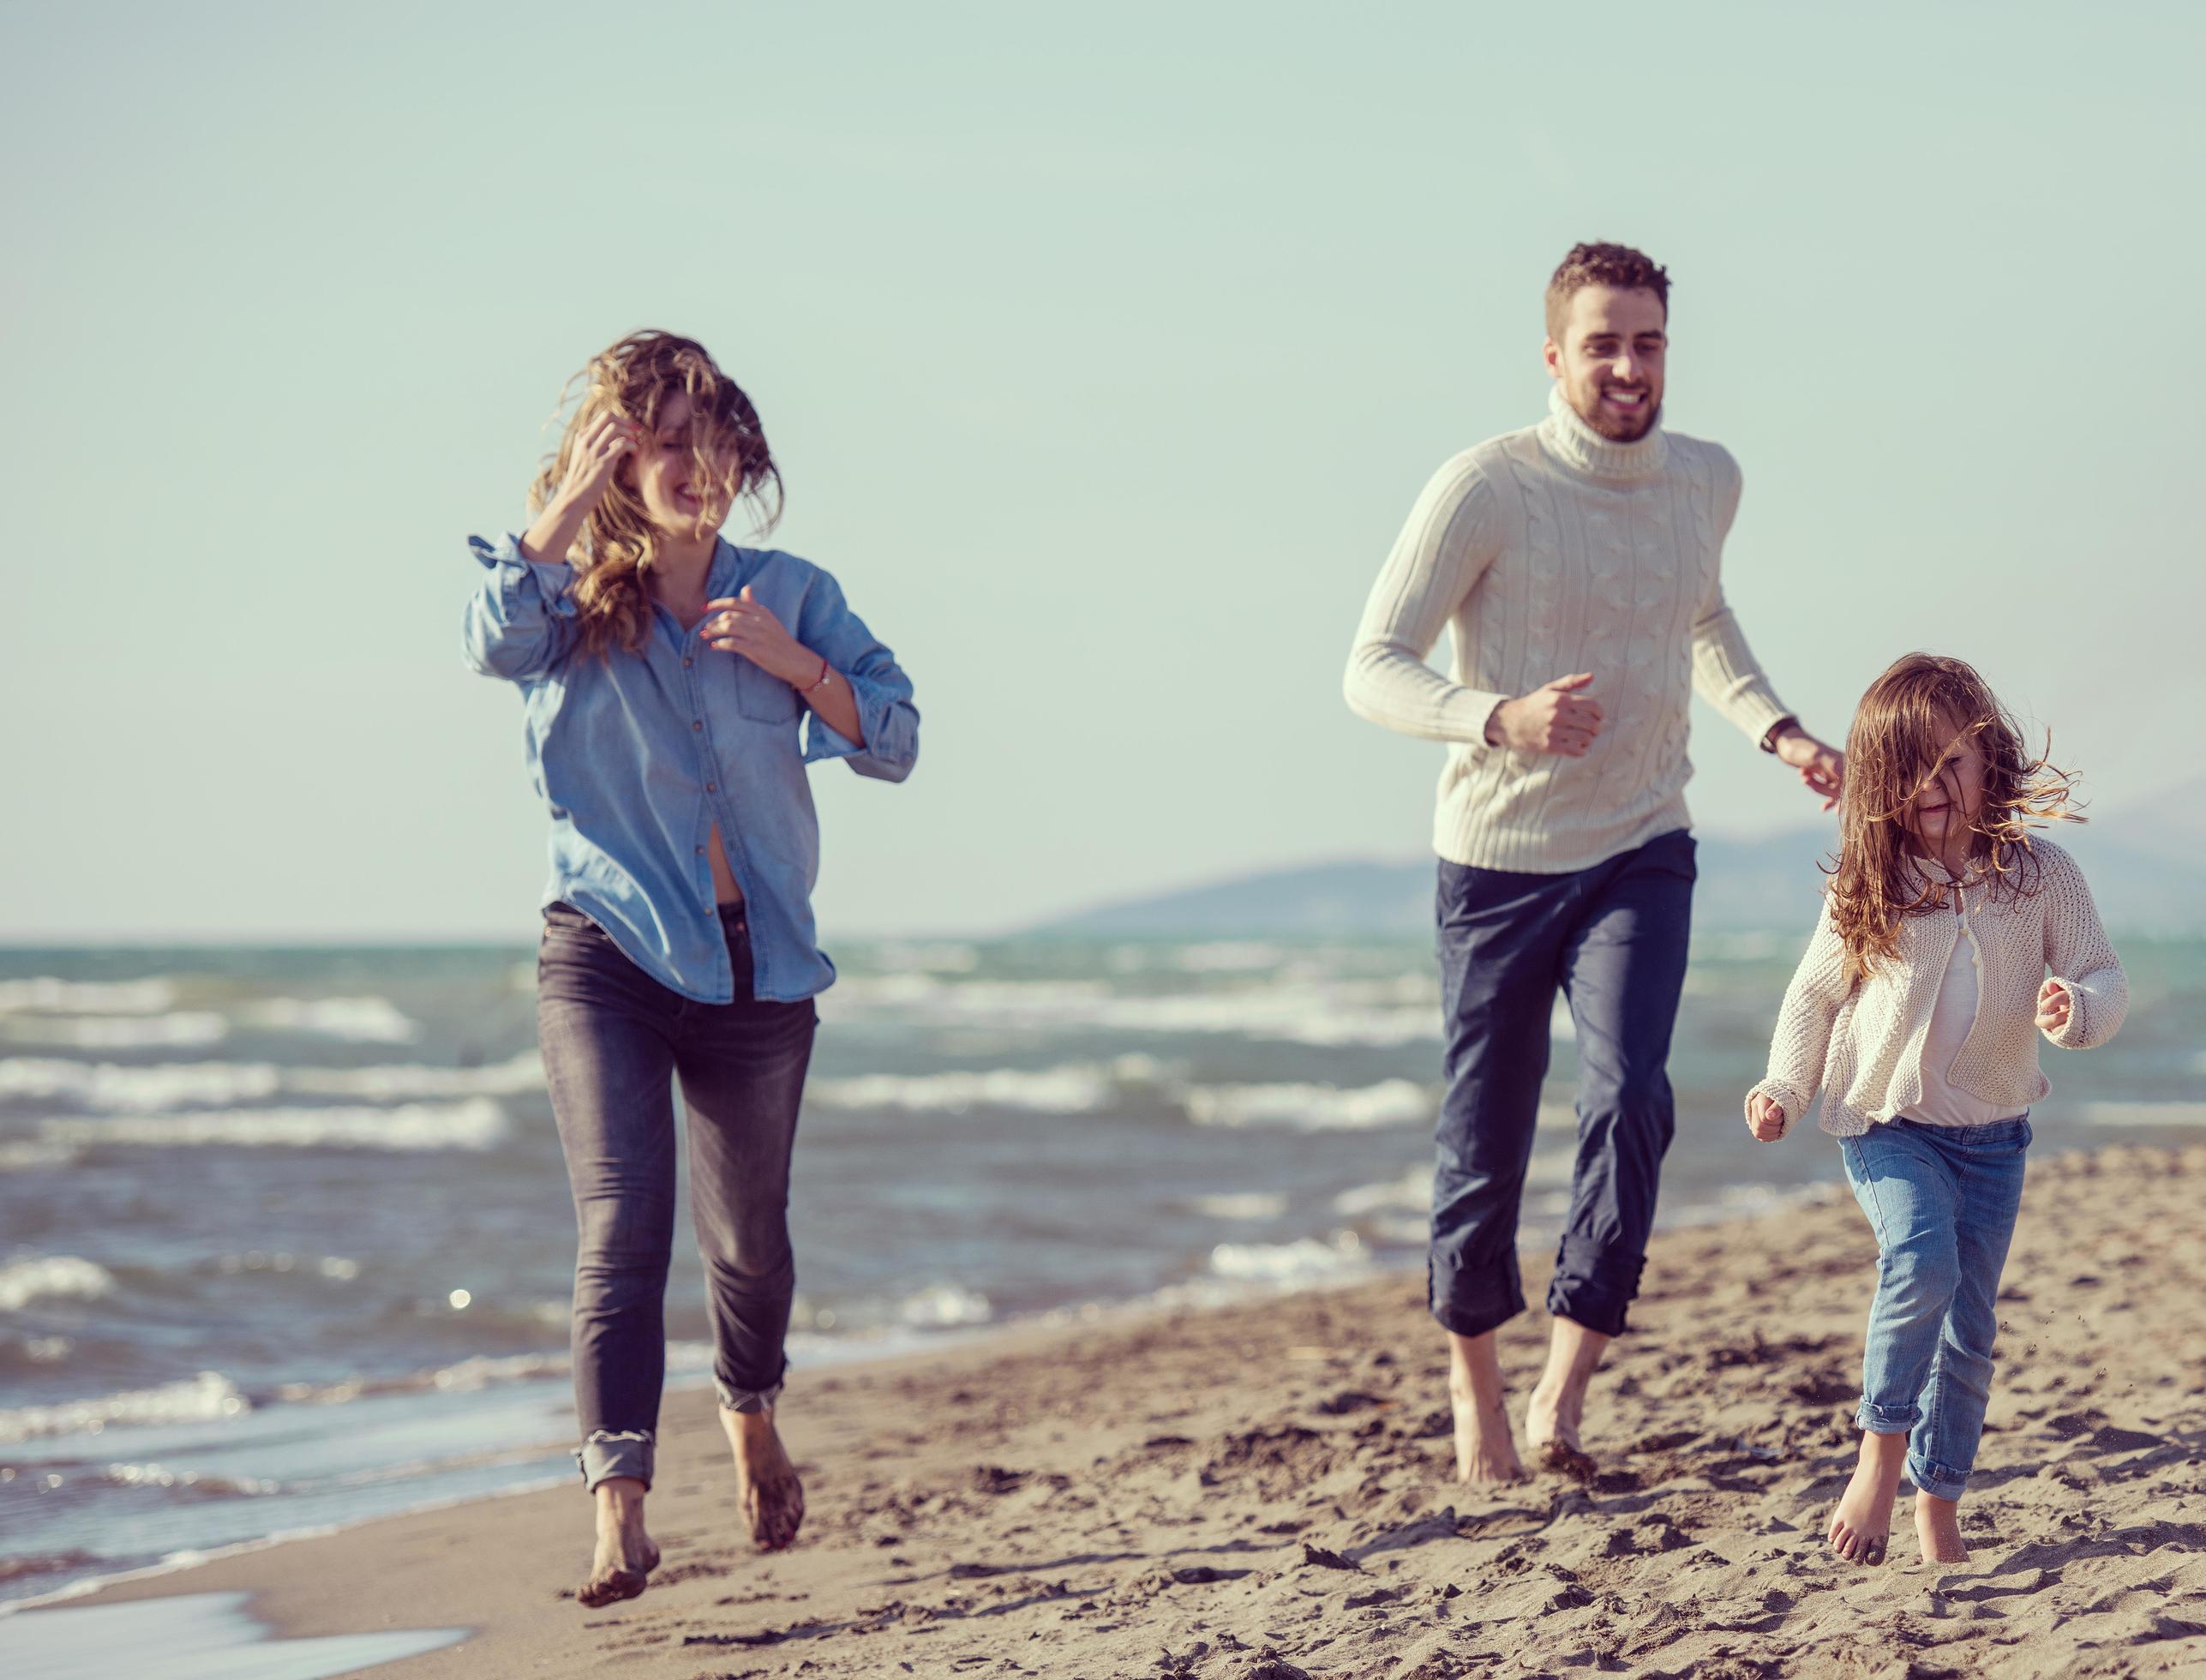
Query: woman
462,331,918,1606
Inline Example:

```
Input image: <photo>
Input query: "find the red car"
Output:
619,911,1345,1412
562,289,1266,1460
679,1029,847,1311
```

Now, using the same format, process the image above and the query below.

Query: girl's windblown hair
1828,652,2079,981
530,332,782,658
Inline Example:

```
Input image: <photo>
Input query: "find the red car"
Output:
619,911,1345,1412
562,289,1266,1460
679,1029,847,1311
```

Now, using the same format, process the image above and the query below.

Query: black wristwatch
1759,716,1799,753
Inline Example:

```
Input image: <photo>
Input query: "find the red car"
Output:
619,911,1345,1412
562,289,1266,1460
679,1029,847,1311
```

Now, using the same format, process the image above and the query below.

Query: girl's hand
1746,1091,1789,1142
553,412,639,513
2036,978,2073,1034
704,587,816,686
1772,729,1846,813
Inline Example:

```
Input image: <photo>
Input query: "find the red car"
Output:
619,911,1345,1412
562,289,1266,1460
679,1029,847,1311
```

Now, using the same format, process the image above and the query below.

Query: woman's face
622,391,735,537
1905,713,1987,856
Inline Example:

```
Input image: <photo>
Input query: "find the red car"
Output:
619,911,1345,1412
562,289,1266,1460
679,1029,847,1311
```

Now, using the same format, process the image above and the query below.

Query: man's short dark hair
1545,242,1670,339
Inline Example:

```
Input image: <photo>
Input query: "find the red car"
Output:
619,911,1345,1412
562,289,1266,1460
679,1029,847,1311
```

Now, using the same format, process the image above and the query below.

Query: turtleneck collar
1538,382,1669,483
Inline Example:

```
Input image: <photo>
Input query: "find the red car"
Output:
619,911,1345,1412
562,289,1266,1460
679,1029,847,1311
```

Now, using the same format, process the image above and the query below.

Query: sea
2,931,2200,1608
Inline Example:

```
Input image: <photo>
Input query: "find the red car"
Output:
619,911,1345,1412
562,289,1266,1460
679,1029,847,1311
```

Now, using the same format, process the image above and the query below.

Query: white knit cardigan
1749,837,2127,1137
1343,387,1792,875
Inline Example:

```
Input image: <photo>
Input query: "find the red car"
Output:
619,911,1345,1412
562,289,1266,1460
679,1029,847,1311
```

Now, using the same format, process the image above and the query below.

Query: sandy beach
27,1139,2206,1678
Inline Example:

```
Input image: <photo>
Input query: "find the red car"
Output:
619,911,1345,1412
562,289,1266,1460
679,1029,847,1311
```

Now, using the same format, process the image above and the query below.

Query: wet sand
31,1141,2206,1678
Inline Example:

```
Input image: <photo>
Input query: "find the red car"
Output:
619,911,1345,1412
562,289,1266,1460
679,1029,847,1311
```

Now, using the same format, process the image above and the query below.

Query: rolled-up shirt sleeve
462,532,580,681
795,572,918,783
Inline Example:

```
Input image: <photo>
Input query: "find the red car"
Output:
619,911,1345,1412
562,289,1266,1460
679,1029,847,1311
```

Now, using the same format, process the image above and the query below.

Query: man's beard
1570,381,1663,443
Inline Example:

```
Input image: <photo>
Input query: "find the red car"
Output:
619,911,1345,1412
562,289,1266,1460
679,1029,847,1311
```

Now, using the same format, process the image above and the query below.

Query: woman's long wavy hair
1827,652,2080,981
529,332,782,658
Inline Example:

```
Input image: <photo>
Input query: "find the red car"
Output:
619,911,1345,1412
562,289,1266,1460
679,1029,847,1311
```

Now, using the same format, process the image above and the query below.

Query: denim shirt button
692,721,703,731
706,783,717,793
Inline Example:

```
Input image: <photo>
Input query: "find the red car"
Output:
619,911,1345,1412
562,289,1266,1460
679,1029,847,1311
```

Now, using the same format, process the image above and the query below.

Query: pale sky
3,2,2199,940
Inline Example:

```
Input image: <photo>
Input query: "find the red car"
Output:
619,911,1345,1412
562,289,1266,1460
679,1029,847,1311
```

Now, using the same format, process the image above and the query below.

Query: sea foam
0,1371,251,1443
235,998,420,1044
0,979,180,1015
1184,1078,1430,1131
0,1053,543,1114
0,1257,117,1314
806,1060,1153,1115
4,1015,230,1051
40,1099,508,1154
1208,1230,1371,1285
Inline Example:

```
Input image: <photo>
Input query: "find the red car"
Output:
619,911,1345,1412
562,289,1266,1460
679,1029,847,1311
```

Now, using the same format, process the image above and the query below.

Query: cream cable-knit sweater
1749,838,2127,1137
1345,387,1794,873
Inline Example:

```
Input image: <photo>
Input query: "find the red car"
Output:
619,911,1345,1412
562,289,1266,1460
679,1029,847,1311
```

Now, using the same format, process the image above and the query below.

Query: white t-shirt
1909,889,2024,1128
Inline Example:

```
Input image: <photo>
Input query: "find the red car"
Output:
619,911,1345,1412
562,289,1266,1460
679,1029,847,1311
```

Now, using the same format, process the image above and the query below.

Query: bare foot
1451,1379,1528,1485
578,1478,659,1607
722,1407,805,1551
1524,1380,1598,1483
1828,1432,1908,1566
1915,1491,1969,1563
1522,1316,1608,1482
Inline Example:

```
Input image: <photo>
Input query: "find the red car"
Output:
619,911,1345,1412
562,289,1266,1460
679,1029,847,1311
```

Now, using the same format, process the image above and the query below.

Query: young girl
463,332,917,1607
1744,652,2125,1568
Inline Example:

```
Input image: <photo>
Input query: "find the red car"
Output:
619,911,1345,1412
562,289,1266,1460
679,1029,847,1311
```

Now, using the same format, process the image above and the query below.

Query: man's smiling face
1545,285,1668,442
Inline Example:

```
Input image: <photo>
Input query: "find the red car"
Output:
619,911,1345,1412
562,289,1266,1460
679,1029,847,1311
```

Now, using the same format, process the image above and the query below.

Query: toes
575,1569,646,1609
1536,1442,1598,1484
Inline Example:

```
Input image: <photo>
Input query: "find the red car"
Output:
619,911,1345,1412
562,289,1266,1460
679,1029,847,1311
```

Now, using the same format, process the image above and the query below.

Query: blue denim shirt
462,533,917,1003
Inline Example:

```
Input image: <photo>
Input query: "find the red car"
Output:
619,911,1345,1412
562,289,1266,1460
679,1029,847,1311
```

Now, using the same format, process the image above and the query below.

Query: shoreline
10,1142,2205,1677
1,1173,1847,1621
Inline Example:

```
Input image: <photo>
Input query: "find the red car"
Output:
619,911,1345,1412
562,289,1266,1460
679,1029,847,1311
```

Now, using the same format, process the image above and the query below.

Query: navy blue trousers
1430,829,1696,1340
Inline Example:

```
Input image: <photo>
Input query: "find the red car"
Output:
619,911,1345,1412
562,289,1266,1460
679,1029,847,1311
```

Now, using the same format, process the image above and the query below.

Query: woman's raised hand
554,412,640,511
520,413,639,564
1745,1091,1789,1142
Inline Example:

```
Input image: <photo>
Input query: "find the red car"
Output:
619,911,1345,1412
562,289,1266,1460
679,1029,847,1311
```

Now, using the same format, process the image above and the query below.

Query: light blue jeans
1841,1114,2032,1501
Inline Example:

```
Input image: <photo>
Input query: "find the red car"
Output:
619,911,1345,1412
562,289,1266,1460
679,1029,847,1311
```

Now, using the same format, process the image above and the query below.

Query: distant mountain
1031,822,2200,939
2095,772,2206,868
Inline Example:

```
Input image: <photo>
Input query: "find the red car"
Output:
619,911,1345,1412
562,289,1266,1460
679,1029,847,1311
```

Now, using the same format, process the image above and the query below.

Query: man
1342,242,1843,1484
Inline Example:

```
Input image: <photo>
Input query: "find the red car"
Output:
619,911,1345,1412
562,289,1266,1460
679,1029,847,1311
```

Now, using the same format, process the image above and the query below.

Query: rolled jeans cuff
1856,1398,1920,1437
715,1376,784,1414
1909,1451,1970,1502
1547,1237,1648,1338
1428,1254,1526,1341
575,1428,655,1491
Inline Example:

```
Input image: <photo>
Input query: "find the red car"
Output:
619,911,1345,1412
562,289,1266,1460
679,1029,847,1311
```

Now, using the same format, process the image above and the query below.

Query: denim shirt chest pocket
717,565,806,727
734,658,800,725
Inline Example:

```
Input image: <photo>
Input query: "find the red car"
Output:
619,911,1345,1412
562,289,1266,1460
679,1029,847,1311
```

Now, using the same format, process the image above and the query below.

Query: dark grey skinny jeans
537,900,817,1491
